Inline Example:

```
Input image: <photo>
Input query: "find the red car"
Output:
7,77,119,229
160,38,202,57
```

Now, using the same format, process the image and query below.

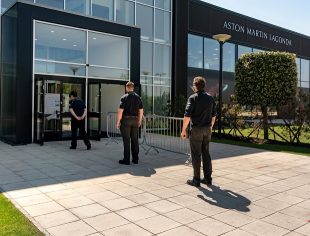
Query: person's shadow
197,185,251,212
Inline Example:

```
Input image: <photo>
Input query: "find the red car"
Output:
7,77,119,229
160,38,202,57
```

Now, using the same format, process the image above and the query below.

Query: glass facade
35,21,130,80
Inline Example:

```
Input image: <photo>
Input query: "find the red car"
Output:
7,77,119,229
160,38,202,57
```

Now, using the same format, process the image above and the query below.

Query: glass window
155,9,171,44
116,0,135,25
238,45,252,58
92,0,114,21
296,58,301,81
223,42,235,72
66,0,90,15
253,48,264,53
137,0,153,6
204,37,219,70
1,0,16,13
301,59,310,82
88,67,129,80
141,84,153,114
188,34,203,68
301,81,309,88
155,0,171,11
88,32,129,69
141,41,153,76
36,0,64,9
35,22,86,63
136,4,154,41
35,61,86,76
154,44,170,77
154,86,170,115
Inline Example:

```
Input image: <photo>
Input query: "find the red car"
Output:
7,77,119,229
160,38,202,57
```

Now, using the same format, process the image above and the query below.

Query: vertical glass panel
92,0,114,21
36,0,64,9
1,0,16,13
35,22,86,63
238,45,252,58
137,0,154,6
204,37,219,70
223,42,235,72
301,81,310,89
136,4,154,41
141,41,153,76
188,34,203,68
154,44,170,77
141,84,153,114
66,0,90,15
301,59,310,82
155,0,171,11
88,32,129,68
296,58,301,82
116,0,135,25
154,86,170,115
155,9,171,44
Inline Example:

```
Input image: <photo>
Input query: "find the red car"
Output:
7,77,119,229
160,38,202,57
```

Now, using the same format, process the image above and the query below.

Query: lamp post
212,34,231,137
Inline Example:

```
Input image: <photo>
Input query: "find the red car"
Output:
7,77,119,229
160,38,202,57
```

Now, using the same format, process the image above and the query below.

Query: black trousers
190,126,212,181
71,119,90,148
120,117,139,162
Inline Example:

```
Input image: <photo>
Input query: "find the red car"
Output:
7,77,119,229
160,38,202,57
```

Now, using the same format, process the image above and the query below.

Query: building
0,0,309,144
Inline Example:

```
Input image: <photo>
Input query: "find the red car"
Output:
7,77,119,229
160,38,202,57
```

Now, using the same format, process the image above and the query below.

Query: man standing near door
116,82,143,165
69,91,91,150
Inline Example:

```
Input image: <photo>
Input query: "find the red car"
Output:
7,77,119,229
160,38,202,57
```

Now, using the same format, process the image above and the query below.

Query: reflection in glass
296,58,301,82
35,61,86,76
92,0,114,20
301,81,309,88
1,0,16,13
116,0,135,25
155,0,171,10
154,86,170,115
88,32,129,69
136,4,154,40
88,66,129,80
188,34,203,68
204,38,219,70
155,9,171,44
141,41,153,76
35,22,86,63
223,42,235,72
66,0,90,15
301,59,310,82
137,0,153,6
36,0,64,9
238,45,252,58
141,84,153,114
154,44,170,77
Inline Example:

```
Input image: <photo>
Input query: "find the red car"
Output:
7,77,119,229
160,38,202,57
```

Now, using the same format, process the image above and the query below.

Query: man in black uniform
69,91,91,150
116,82,143,165
181,76,216,187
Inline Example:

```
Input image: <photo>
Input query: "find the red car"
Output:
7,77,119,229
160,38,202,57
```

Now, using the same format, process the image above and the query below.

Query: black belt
123,116,138,118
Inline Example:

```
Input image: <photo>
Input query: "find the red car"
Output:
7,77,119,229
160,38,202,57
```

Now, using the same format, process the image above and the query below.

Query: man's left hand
181,130,187,140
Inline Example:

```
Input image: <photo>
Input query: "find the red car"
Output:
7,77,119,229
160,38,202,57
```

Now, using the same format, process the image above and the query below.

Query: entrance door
88,83,102,140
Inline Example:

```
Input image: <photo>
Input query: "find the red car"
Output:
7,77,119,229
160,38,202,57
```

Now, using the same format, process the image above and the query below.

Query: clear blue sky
201,0,310,37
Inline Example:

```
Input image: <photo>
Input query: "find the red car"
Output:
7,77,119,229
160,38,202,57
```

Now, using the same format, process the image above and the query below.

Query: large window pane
154,44,170,77
204,37,219,70
238,45,252,58
1,0,16,13
137,0,153,6
35,61,86,76
296,58,301,82
141,84,153,114
116,0,135,25
301,81,309,88
188,34,203,68
141,41,153,76
155,0,171,11
88,32,129,69
154,86,170,115
155,9,171,44
136,4,153,41
223,42,235,72
92,0,114,21
36,0,64,9
301,59,310,82
66,0,90,15
35,22,86,63
88,67,129,80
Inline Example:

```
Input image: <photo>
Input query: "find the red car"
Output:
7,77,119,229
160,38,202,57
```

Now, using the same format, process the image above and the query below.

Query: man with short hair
181,76,216,187
69,91,91,150
116,82,143,165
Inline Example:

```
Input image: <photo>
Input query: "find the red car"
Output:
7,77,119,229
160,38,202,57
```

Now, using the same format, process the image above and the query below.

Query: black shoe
132,160,139,164
201,178,212,186
119,160,130,165
70,146,76,150
187,179,200,187
87,144,91,150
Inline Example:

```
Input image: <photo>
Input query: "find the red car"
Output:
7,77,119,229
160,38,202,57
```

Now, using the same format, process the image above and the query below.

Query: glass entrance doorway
34,76,85,144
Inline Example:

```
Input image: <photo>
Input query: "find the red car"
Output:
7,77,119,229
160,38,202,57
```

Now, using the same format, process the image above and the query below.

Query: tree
235,51,298,140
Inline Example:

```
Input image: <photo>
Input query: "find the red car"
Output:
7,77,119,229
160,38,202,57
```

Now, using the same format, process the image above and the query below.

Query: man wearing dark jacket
69,91,91,150
181,76,216,187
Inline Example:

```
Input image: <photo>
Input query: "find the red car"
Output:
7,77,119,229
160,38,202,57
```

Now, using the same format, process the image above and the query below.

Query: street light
212,34,231,137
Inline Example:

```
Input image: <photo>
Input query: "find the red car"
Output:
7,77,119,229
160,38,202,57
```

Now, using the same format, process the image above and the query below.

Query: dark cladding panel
188,1,210,34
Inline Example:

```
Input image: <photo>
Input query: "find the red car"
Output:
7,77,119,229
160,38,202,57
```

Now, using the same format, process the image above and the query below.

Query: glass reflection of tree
70,65,80,76
141,71,153,114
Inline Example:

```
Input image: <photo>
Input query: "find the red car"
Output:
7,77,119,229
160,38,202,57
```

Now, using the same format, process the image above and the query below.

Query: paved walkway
0,140,309,236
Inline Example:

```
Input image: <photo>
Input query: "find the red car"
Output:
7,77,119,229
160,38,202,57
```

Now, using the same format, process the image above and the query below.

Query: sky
201,0,310,37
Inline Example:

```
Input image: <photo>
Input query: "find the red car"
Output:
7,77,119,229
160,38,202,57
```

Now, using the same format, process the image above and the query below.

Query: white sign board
45,93,60,115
